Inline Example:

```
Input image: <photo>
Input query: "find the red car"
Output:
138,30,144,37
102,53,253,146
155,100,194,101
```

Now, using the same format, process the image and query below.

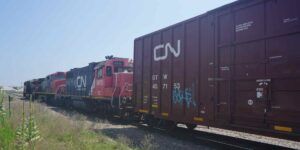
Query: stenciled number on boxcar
152,74,168,90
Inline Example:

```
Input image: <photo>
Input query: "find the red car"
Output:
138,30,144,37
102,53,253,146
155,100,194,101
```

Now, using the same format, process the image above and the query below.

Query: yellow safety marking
151,104,158,108
139,109,148,113
161,112,169,117
274,125,292,132
194,117,204,122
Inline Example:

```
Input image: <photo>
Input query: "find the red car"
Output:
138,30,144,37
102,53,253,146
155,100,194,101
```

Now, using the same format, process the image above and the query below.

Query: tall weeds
16,95,41,150
0,92,131,150
0,90,15,150
0,92,41,150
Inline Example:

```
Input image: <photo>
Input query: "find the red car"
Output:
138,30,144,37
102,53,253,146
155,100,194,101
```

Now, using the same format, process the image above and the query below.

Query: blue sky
0,0,235,86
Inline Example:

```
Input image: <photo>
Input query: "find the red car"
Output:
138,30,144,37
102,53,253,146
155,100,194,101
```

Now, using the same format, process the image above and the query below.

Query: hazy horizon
0,0,235,86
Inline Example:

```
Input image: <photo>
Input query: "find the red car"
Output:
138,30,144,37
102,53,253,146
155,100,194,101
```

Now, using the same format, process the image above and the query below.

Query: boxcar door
231,2,268,128
200,15,216,124
214,12,233,124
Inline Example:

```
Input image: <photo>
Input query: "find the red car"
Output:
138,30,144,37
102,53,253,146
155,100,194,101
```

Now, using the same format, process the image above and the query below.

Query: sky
0,0,235,86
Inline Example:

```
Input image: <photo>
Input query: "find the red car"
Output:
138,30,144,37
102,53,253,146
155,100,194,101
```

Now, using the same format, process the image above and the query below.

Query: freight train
24,0,300,141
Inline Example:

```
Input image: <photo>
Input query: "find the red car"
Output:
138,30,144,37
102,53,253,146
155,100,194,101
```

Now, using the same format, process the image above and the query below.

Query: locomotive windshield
114,66,132,73
113,61,133,73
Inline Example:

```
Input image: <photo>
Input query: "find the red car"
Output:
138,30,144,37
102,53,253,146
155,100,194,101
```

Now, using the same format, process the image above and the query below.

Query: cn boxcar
134,0,300,139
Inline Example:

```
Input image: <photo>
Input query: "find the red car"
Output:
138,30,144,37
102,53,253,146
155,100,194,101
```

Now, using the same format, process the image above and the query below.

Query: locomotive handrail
118,82,130,109
111,73,119,108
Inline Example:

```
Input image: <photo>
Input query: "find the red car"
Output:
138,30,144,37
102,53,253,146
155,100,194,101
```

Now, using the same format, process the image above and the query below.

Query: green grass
0,119,15,149
0,90,15,149
0,92,132,150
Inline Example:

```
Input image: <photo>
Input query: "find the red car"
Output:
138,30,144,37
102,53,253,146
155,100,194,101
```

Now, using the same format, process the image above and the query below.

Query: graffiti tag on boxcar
153,40,181,61
172,83,196,108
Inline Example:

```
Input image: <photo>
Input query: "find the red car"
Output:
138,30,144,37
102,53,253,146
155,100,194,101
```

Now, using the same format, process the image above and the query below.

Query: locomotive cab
48,72,66,94
91,57,133,112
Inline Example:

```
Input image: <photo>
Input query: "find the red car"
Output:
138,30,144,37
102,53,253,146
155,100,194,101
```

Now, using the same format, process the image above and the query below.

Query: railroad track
131,122,289,150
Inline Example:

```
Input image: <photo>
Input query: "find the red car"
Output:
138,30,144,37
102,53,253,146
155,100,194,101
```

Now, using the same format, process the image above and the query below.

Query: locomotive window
113,61,124,66
97,68,103,78
114,67,123,73
106,66,112,76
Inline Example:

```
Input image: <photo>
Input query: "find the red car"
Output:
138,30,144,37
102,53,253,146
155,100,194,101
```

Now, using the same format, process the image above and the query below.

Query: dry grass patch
2,95,131,150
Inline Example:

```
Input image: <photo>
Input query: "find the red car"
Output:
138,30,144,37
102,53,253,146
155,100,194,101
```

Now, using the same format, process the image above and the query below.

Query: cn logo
153,40,181,61
76,75,87,90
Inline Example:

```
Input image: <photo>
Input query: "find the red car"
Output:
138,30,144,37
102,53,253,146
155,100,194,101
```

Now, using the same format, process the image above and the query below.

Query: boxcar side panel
200,15,216,124
142,37,152,112
160,29,173,119
133,39,143,111
185,19,200,121
151,33,162,116
266,0,300,36
171,24,185,121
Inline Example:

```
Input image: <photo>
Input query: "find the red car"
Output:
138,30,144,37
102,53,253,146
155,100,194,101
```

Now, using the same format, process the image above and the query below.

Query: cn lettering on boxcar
153,40,181,61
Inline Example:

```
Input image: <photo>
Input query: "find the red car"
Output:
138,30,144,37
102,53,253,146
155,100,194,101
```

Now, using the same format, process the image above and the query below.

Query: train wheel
186,124,197,130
